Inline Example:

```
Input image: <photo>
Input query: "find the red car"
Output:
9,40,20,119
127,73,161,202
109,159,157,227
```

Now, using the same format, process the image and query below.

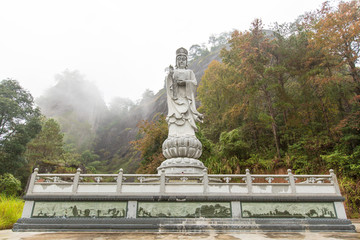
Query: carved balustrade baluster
94,177,102,183
265,177,274,183
223,177,231,183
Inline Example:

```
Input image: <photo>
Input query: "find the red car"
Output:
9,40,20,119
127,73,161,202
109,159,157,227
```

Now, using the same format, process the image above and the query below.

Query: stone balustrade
26,168,341,196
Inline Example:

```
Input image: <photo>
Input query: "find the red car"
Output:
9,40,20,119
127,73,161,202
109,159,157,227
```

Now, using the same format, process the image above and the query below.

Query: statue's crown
176,47,188,56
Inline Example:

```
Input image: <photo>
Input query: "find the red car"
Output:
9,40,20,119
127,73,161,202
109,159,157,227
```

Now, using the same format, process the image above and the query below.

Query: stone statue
166,47,203,137
158,47,206,174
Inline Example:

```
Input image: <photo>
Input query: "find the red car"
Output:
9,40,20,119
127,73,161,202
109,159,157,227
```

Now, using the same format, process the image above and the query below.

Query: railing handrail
28,168,340,195
36,174,76,177
36,173,161,177
35,173,333,179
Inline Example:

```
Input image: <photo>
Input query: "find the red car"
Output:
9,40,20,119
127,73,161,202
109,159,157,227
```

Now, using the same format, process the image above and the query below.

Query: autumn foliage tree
305,0,360,95
131,115,168,173
221,19,284,158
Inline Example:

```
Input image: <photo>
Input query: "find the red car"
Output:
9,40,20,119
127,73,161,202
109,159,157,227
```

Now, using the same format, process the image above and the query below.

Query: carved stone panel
31,201,127,218
241,202,336,218
137,202,231,218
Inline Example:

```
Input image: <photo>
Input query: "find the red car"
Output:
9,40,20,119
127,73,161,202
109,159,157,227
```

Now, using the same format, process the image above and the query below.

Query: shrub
0,173,22,196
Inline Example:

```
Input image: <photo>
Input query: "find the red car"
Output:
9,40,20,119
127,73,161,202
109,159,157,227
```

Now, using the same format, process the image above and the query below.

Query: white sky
0,0,326,103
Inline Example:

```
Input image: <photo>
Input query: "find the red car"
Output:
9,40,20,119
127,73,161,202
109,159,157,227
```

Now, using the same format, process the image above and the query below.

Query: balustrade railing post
160,169,166,194
330,169,341,195
202,169,209,193
27,168,39,194
116,168,124,193
246,169,252,194
72,168,81,194
287,169,296,194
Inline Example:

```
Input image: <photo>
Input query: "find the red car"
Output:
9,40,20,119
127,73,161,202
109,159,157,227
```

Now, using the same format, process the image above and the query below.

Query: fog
0,0,326,103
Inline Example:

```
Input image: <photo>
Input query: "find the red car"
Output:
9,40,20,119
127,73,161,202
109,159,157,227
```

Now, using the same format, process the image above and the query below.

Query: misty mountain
35,47,222,173
93,87,168,173
36,70,108,151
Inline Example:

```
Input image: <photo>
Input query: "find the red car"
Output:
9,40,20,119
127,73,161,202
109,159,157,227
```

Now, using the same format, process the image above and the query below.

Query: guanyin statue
158,47,206,174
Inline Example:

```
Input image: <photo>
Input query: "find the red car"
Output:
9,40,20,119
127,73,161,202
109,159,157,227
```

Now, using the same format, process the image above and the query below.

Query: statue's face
176,55,187,69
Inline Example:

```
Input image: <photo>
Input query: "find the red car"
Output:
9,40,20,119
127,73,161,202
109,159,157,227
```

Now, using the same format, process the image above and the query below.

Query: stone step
13,218,356,232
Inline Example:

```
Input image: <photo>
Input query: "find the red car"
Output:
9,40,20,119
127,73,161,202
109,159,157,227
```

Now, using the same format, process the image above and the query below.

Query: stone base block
157,157,206,174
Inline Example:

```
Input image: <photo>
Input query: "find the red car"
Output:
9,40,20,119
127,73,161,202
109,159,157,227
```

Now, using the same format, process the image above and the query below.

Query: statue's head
176,47,188,69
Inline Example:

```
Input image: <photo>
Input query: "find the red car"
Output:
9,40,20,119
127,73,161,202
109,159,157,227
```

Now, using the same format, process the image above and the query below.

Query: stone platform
14,218,354,232
13,168,355,232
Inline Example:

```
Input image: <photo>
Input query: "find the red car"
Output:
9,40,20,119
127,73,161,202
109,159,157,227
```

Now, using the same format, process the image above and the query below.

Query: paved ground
1,221,359,240
1,231,360,240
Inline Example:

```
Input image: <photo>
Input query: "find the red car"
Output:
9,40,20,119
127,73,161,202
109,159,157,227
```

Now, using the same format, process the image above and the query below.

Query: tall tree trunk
263,89,281,158
271,120,281,158
320,100,331,136
348,60,360,95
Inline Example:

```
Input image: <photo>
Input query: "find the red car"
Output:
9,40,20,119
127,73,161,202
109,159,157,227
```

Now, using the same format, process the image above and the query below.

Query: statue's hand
177,79,186,86
195,113,204,123
168,65,174,78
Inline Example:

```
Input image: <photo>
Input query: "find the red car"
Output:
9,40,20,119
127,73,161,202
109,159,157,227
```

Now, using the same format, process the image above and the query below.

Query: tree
208,32,230,51
139,89,155,105
188,44,210,62
25,117,97,174
25,118,64,173
198,60,242,141
131,115,168,173
109,97,134,117
221,19,282,158
305,0,360,94
0,79,41,176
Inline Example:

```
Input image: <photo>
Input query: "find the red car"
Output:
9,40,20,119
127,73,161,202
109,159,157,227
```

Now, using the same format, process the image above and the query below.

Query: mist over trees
34,69,168,174
37,70,108,152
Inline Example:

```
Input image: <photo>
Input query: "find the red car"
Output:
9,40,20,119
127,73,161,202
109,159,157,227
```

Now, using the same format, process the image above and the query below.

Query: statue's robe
165,68,202,137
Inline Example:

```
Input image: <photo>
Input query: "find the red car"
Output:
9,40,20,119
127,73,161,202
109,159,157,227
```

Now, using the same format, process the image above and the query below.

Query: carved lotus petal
162,136,202,159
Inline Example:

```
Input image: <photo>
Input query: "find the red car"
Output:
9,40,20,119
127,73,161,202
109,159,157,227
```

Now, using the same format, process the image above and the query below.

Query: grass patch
0,195,24,230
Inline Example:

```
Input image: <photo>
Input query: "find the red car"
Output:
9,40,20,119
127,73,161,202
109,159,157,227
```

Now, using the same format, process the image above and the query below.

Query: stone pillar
231,201,241,218
27,168,38,194
330,169,341,195
21,201,34,218
287,169,296,194
160,169,166,193
245,169,252,194
72,168,81,193
127,201,137,218
202,168,209,193
116,168,123,193
334,201,348,219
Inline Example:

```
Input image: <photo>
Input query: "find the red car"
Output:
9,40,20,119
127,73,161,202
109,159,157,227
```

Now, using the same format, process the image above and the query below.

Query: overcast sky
0,0,327,103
